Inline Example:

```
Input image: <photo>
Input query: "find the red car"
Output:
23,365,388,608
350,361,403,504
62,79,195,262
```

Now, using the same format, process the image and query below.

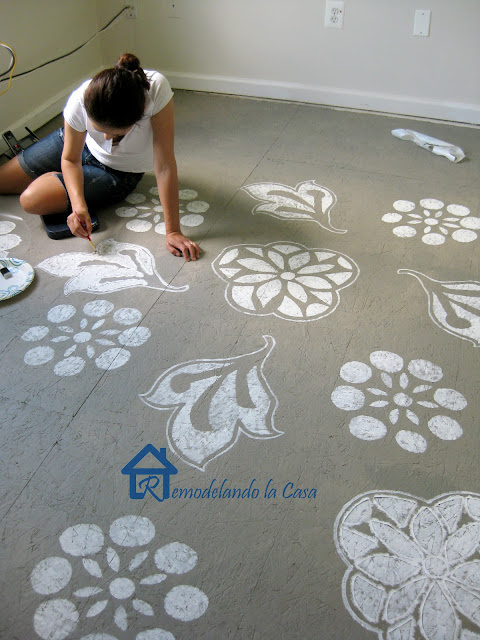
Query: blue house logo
122,445,178,502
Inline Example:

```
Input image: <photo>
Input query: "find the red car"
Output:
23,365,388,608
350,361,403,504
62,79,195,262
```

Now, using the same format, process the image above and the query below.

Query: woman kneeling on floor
0,52,200,261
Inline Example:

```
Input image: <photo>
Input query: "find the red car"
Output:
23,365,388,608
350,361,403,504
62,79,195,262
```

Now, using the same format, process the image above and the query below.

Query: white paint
115,187,209,236
179,189,198,200
399,269,480,347
33,599,79,640
213,242,358,322
384,200,479,245
242,180,346,233
180,213,204,226
37,239,189,295
154,542,198,574
331,350,467,452
164,585,209,621
136,631,176,640
22,300,151,377
141,335,281,470
335,491,480,639
126,193,147,204
109,516,156,547
127,219,153,232
59,524,104,556
31,516,209,636
31,558,72,595
109,577,135,599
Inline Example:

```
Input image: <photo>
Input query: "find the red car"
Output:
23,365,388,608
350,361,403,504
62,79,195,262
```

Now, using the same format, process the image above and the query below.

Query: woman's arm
151,99,201,261
61,122,91,237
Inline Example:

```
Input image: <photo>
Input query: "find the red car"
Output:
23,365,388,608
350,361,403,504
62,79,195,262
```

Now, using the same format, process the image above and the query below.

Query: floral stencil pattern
335,491,480,640
212,242,359,322
331,351,467,453
242,180,346,233
0,219,22,256
30,515,208,639
21,300,151,376
382,199,480,245
116,187,209,235
141,335,280,470
399,270,480,348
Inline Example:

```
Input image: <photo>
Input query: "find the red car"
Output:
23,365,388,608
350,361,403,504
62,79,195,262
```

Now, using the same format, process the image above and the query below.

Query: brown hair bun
115,52,141,72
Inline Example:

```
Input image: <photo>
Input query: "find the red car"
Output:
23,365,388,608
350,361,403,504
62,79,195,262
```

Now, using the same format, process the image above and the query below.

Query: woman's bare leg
0,156,34,194
20,173,68,215
0,157,67,214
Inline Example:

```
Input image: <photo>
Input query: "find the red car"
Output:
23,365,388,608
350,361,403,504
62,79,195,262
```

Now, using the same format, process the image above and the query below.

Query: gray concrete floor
1,91,480,640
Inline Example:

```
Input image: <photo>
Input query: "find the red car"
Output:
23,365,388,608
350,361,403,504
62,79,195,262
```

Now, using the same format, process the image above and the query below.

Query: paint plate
0,258,35,301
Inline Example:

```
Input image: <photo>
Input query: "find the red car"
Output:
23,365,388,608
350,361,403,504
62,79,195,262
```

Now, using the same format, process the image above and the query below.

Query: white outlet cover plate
325,0,345,29
413,9,431,36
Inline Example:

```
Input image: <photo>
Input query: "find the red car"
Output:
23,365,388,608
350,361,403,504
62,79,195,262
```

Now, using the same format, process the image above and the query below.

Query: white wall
136,0,480,124
0,0,478,154
0,0,134,154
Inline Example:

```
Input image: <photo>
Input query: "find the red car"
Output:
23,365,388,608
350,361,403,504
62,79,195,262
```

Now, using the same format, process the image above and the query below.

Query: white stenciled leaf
349,573,387,624
73,586,103,597
399,270,480,347
140,573,167,585
242,180,346,232
132,598,154,616
140,336,281,470
385,577,427,624
356,553,420,586
37,239,188,296
82,558,103,578
86,599,108,617
445,523,480,565
411,507,446,556
422,583,458,640
129,551,149,571
340,527,379,560
106,547,120,572
114,605,127,631
369,520,423,562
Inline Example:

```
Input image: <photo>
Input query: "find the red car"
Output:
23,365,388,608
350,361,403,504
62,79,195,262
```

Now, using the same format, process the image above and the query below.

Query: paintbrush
74,211,97,252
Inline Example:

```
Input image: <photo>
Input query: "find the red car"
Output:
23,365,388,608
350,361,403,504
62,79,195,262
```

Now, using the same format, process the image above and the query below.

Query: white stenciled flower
116,187,209,235
212,242,359,321
382,199,479,246
21,301,151,376
335,491,480,640
331,350,467,453
30,516,209,640
0,219,22,256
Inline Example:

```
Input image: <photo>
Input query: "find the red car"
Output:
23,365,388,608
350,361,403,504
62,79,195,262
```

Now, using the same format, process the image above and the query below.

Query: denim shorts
18,127,144,214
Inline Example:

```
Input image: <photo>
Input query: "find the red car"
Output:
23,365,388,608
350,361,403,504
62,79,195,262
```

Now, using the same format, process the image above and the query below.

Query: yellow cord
0,43,17,97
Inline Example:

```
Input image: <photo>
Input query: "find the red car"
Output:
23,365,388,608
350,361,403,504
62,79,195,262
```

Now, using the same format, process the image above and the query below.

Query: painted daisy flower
116,187,209,234
331,350,467,453
382,199,480,245
0,219,22,256
30,515,209,640
21,300,151,377
212,241,359,321
335,491,480,640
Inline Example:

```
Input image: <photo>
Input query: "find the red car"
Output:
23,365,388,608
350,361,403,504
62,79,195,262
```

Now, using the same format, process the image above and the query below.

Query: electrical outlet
166,0,181,18
413,9,431,36
325,0,344,29
125,1,137,19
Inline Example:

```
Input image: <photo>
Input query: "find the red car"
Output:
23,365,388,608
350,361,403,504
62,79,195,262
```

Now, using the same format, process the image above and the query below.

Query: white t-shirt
63,70,173,173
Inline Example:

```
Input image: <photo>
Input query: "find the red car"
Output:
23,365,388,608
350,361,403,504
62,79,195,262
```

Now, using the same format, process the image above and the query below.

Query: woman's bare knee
20,173,68,215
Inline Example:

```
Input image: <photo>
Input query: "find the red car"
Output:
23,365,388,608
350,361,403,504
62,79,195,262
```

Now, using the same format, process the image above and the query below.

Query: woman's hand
67,209,92,238
166,231,201,261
